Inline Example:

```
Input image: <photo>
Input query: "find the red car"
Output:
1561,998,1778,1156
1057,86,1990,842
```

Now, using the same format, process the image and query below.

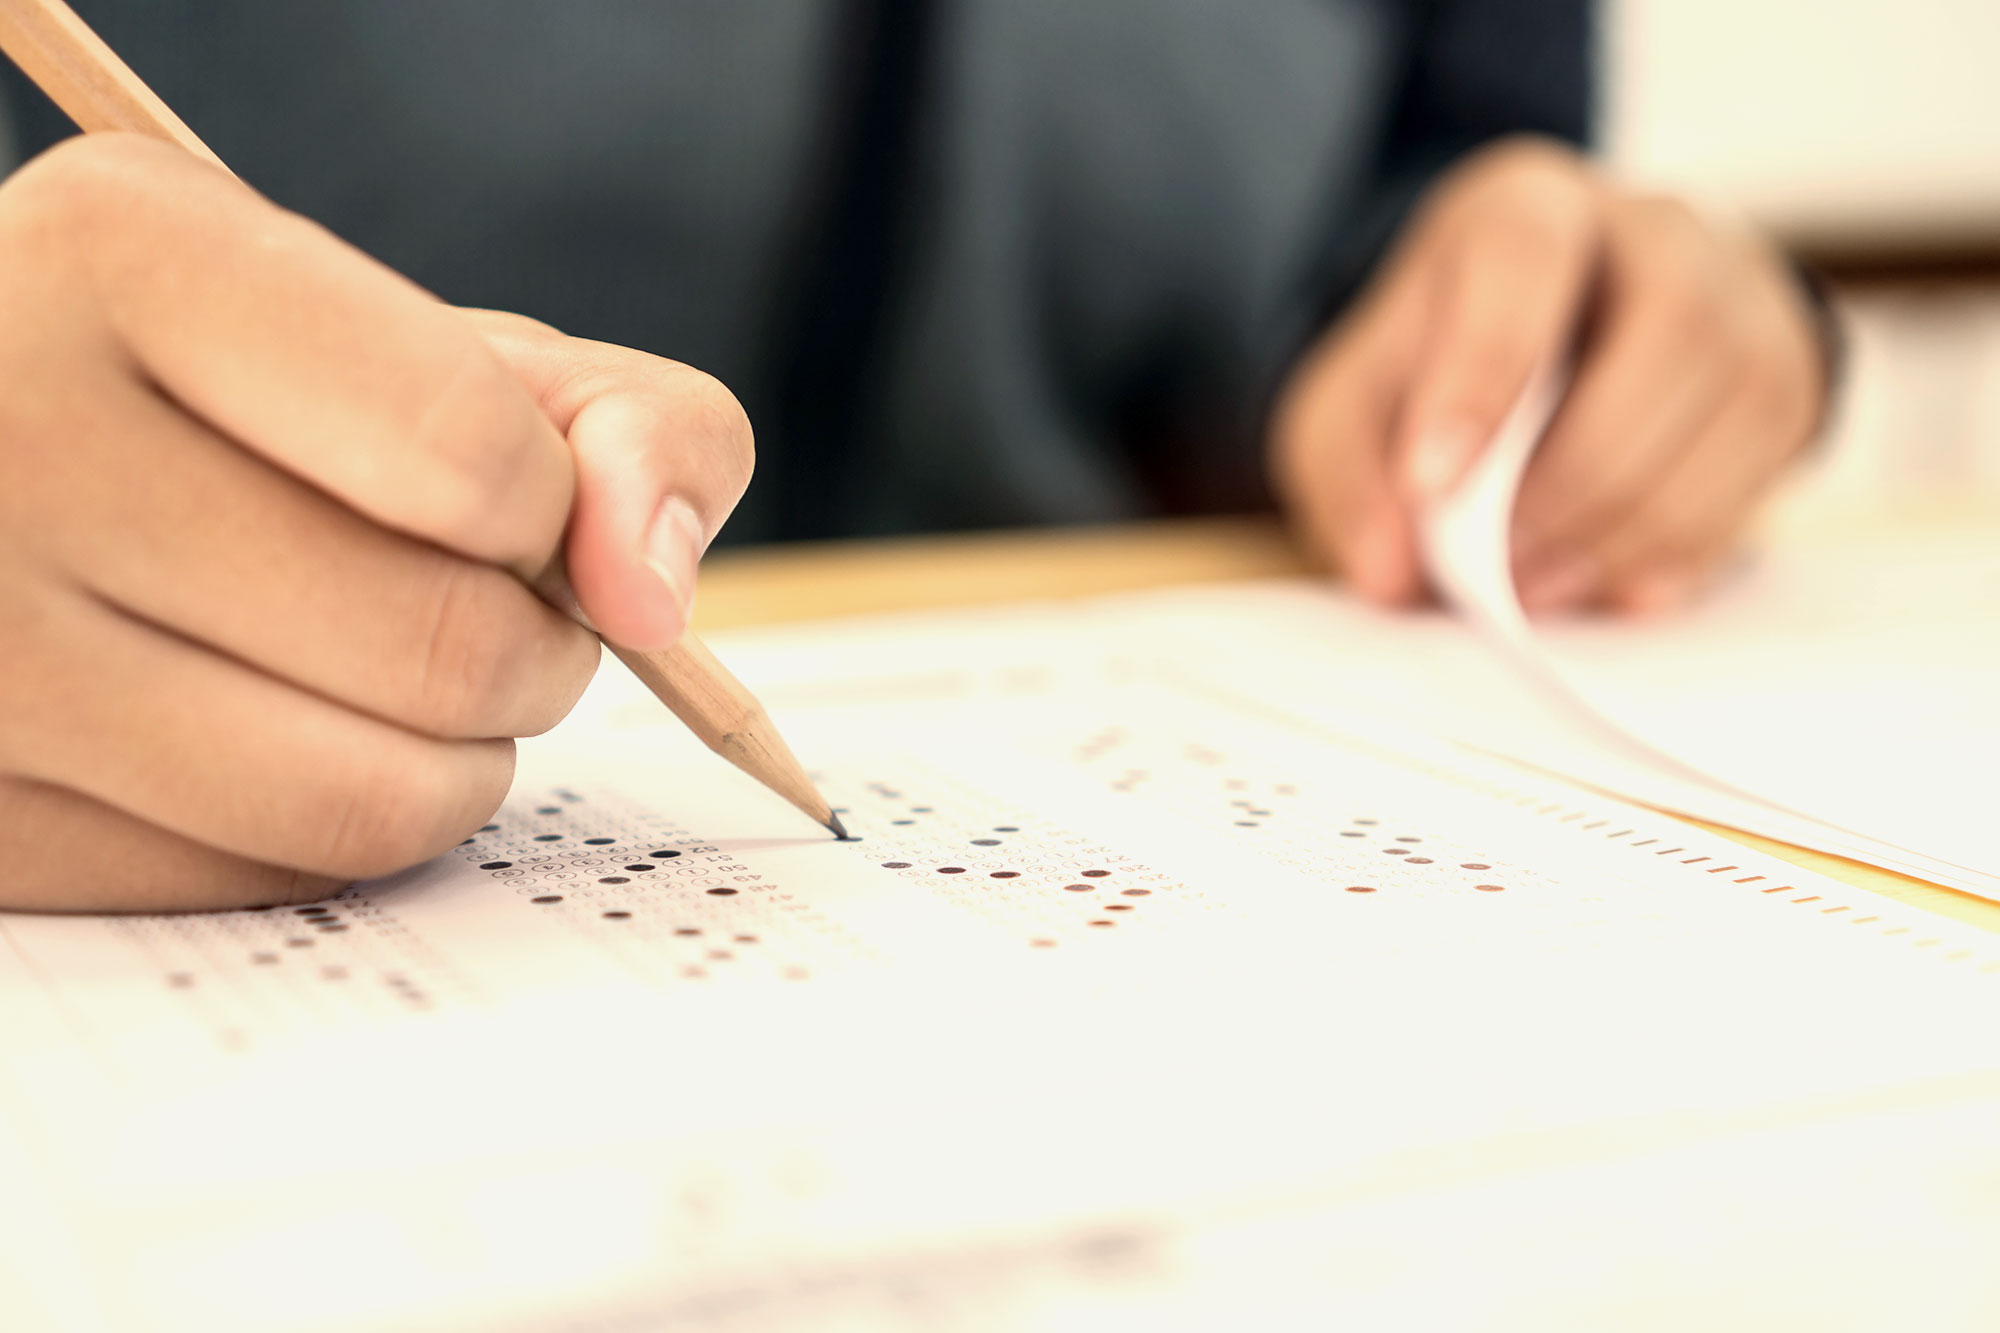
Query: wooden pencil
0,0,848,841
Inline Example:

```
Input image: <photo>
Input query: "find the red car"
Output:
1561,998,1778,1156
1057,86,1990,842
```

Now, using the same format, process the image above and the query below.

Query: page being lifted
1415,365,2000,900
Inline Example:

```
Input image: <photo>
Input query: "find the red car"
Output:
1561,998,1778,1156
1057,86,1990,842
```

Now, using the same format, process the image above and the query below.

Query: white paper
8,604,2000,1331
1411,366,2000,897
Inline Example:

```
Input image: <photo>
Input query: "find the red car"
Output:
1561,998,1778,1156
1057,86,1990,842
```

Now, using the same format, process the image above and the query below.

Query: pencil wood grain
611,639,835,830
0,0,229,171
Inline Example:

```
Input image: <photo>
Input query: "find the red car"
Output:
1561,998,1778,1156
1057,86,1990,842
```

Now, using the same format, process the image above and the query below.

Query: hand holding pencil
0,0,838,913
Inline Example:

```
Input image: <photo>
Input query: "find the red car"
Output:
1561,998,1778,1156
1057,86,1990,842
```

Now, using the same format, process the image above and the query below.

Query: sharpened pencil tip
826,812,852,841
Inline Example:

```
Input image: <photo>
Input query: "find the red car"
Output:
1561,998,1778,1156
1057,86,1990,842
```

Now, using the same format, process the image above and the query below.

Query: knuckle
1421,138,1592,257
312,765,429,877
679,367,756,497
522,634,599,737
1469,136,1589,199
406,343,559,556
1623,213,1726,344
313,742,507,878
0,133,170,238
1642,272,1721,364
410,562,517,732
252,865,349,910
408,563,596,736
1475,204,1582,270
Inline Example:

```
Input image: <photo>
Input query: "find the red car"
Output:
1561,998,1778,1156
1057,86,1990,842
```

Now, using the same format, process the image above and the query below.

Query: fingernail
642,495,706,625
1620,570,1695,618
1519,554,1598,612
1406,422,1481,498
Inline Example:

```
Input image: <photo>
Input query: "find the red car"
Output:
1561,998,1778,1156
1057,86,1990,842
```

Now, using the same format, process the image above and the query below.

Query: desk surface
694,515,2000,937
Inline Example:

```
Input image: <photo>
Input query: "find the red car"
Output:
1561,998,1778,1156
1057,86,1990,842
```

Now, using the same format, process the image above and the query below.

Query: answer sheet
9,598,2000,1331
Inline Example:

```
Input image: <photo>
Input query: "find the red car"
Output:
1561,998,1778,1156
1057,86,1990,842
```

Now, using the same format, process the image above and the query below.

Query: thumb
467,311,755,652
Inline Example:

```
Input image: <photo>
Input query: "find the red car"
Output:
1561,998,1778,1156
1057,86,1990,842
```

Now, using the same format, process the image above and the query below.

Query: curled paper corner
1408,366,1988,892
1413,361,1775,781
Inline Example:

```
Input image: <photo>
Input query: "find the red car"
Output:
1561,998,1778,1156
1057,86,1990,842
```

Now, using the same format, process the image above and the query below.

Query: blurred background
2,1,1993,512
1613,0,2000,507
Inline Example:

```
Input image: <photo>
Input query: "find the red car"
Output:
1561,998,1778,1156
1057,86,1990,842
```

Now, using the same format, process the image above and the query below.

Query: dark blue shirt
1,1,1591,542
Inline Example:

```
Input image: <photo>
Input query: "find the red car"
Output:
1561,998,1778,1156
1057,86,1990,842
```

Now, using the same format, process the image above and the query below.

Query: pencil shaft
611,640,835,829
0,0,229,172
0,0,839,837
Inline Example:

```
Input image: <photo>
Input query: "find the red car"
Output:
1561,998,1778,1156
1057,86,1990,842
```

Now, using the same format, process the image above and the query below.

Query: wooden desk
695,514,2000,936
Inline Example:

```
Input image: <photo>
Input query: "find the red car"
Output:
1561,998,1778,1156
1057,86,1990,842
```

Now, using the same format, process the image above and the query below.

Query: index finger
1395,159,1598,500
21,133,573,574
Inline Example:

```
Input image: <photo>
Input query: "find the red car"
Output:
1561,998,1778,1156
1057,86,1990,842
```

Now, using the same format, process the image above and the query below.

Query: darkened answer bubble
1122,889,1151,897
1407,857,1433,865
1063,884,1092,892
937,867,966,874
532,895,563,904
534,834,564,842
893,819,915,826
882,861,912,869
993,826,1019,833
318,924,349,932
1340,831,1365,839
599,877,630,885
1082,870,1111,878
602,911,631,920
584,837,616,846
1345,885,1378,894
971,839,1001,846
674,927,702,936
1475,884,1507,893
649,850,683,859
706,888,738,896
295,907,330,916
1461,863,1491,870
537,806,562,816
480,861,512,871
625,865,656,873
480,824,499,833
990,871,1019,879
